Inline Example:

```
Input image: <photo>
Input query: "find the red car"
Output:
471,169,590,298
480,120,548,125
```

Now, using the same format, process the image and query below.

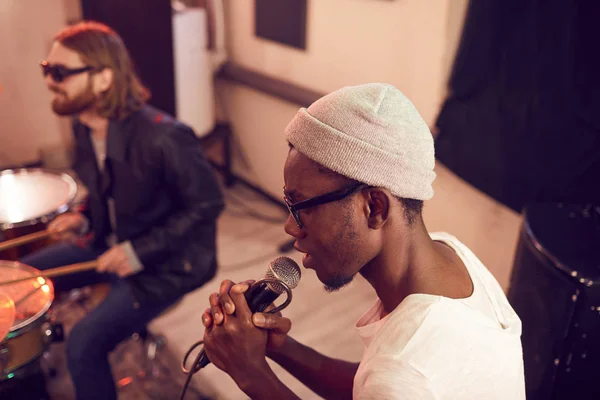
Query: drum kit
0,168,91,385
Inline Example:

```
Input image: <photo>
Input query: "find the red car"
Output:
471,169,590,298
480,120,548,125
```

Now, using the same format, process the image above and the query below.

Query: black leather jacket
72,105,224,305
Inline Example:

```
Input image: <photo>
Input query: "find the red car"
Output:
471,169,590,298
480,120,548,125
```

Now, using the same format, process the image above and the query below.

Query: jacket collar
75,110,139,163
106,114,135,163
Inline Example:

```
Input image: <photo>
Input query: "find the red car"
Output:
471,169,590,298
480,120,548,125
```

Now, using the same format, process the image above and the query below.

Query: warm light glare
37,277,46,285
41,284,50,293
118,377,133,387
0,173,25,223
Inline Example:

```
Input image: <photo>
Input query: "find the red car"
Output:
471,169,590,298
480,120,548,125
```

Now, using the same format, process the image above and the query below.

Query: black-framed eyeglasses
40,60,98,83
283,182,367,229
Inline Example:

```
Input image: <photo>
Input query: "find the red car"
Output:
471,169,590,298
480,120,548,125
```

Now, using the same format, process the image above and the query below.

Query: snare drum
0,169,78,260
0,261,54,380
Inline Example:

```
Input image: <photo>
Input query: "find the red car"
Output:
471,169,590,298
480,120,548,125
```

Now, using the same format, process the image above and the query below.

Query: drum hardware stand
39,319,64,379
41,319,64,344
122,330,170,382
141,332,168,379
62,287,94,313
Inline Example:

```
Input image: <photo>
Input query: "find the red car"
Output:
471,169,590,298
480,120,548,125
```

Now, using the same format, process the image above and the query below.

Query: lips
303,253,316,268
293,243,313,269
293,243,307,254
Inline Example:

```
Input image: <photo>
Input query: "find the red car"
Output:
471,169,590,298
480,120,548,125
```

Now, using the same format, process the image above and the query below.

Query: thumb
252,313,291,334
48,220,62,233
263,302,282,317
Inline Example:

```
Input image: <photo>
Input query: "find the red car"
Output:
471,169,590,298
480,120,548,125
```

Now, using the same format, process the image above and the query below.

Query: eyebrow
285,187,297,197
284,187,303,202
46,63,69,68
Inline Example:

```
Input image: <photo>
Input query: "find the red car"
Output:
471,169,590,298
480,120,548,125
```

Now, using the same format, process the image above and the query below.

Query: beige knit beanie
285,83,436,200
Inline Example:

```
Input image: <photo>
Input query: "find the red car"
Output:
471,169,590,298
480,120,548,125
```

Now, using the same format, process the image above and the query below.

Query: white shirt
353,232,525,399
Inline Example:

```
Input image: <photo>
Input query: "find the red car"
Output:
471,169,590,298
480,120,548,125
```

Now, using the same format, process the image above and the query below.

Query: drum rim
0,348,45,380
0,168,78,229
0,261,54,332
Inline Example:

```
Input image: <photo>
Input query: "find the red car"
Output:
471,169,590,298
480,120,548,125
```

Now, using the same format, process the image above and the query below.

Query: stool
131,327,168,379
117,299,183,387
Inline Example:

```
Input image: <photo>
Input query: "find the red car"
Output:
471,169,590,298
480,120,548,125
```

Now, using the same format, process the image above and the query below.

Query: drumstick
0,261,98,286
0,230,51,252
14,285,43,306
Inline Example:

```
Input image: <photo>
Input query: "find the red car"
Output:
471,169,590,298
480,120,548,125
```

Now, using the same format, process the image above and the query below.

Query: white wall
217,0,469,198
226,0,453,127
215,81,299,194
0,0,470,184
0,0,78,169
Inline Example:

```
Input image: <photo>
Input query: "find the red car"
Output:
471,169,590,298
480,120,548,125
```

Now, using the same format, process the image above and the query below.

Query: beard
51,81,97,116
321,203,362,293
323,273,356,292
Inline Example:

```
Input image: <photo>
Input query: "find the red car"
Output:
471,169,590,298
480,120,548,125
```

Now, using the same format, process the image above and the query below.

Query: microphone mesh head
265,256,301,294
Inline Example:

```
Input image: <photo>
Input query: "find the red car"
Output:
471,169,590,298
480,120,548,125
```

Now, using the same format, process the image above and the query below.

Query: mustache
48,86,66,96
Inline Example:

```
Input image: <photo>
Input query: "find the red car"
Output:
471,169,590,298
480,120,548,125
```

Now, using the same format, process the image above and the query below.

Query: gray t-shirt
89,135,143,273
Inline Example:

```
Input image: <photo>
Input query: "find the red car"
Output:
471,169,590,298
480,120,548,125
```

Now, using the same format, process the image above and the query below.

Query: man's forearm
237,364,301,400
268,337,358,399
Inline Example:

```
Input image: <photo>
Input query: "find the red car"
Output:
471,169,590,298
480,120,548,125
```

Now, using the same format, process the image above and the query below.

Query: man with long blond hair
22,21,224,399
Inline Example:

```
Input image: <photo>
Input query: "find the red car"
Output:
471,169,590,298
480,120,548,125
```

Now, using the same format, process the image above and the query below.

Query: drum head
0,293,15,342
0,261,54,332
0,169,77,229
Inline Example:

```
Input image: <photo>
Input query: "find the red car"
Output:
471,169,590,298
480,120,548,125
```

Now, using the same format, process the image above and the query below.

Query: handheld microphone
244,256,301,313
193,256,301,370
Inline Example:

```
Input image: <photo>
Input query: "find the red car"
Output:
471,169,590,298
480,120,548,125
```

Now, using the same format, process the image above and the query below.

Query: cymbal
0,293,15,342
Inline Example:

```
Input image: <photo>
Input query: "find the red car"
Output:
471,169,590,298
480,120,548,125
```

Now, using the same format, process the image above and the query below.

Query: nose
284,214,306,239
44,72,55,86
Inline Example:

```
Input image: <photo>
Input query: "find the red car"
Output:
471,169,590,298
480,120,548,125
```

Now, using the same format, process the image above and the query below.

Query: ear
93,67,114,93
363,188,390,230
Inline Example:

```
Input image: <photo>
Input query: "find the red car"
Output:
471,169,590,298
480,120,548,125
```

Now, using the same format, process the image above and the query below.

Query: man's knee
20,243,74,270
66,319,107,365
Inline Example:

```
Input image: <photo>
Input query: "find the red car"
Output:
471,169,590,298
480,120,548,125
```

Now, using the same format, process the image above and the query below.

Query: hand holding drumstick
0,212,87,254
47,212,88,242
49,213,139,277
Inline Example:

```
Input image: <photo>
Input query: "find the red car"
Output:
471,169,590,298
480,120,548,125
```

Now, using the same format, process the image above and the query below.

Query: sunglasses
283,182,367,229
40,61,98,83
